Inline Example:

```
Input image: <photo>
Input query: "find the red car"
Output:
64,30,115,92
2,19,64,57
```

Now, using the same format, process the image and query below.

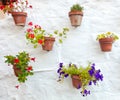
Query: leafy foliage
4,51,35,83
71,4,83,12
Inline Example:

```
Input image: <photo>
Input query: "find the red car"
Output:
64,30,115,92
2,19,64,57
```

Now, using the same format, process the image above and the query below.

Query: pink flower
28,22,33,26
34,25,41,29
27,28,32,32
29,5,32,8
15,85,19,89
31,57,35,62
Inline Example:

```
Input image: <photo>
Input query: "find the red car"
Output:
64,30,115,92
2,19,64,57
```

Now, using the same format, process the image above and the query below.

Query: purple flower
59,63,63,68
87,90,90,95
90,63,95,72
64,74,69,78
94,72,100,80
84,89,87,94
99,74,103,81
83,89,90,96
57,68,61,73
89,81,92,85
93,80,96,85
88,69,94,76
60,71,65,75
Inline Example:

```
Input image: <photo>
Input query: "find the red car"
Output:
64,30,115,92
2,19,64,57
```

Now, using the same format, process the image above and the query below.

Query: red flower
28,34,35,39
0,5,5,10
28,22,33,26
38,39,43,44
14,58,19,63
26,66,33,72
10,4,14,8
15,85,19,89
34,25,41,29
29,5,32,8
31,57,35,62
27,28,32,32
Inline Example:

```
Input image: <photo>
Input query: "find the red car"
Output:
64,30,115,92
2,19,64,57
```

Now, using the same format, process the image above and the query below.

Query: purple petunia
89,81,92,85
60,71,65,75
88,69,94,76
57,68,61,73
64,74,69,78
59,63,63,68
83,89,91,96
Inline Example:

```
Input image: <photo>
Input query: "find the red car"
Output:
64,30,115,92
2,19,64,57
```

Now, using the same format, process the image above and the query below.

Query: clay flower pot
99,38,114,52
42,37,55,51
69,11,83,27
12,12,27,26
13,65,22,77
71,75,82,88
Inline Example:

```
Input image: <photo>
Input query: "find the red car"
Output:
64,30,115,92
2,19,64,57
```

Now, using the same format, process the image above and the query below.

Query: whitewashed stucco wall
0,0,120,100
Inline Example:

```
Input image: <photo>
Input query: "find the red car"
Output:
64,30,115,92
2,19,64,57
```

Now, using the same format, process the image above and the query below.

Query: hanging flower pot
57,62,103,96
71,75,82,88
4,51,35,83
12,12,27,26
99,38,113,52
42,37,55,51
96,32,119,52
25,22,69,51
68,4,84,27
13,65,22,77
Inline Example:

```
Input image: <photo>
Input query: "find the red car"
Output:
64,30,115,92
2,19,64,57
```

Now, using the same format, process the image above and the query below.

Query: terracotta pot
42,37,55,51
69,11,83,27
11,12,27,26
99,38,114,52
71,75,82,89
13,65,22,77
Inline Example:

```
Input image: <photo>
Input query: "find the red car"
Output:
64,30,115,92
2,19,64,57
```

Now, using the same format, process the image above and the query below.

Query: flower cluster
96,32,119,41
57,62,103,96
0,0,32,14
26,22,45,48
26,22,69,48
4,51,35,83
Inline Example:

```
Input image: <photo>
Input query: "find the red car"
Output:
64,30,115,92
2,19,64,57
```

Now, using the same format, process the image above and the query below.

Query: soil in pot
42,37,55,51
99,38,113,52
69,11,83,27
71,75,82,89
12,12,27,26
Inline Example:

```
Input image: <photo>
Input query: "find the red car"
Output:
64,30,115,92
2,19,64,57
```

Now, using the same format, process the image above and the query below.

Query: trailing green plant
96,32,119,41
4,51,35,83
57,62,103,96
70,4,83,12
25,22,69,48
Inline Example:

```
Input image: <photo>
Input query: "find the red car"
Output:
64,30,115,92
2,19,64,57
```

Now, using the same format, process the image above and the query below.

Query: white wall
0,0,120,100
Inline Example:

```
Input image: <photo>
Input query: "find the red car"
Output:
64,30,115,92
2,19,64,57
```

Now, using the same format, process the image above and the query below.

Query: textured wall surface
0,0,120,100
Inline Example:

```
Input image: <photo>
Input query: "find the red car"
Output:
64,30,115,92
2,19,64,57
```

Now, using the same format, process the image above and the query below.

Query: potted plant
4,51,35,83
96,32,119,52
57,62,103,96
25,22,69,51
69,4,84,27
0,0,32,26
